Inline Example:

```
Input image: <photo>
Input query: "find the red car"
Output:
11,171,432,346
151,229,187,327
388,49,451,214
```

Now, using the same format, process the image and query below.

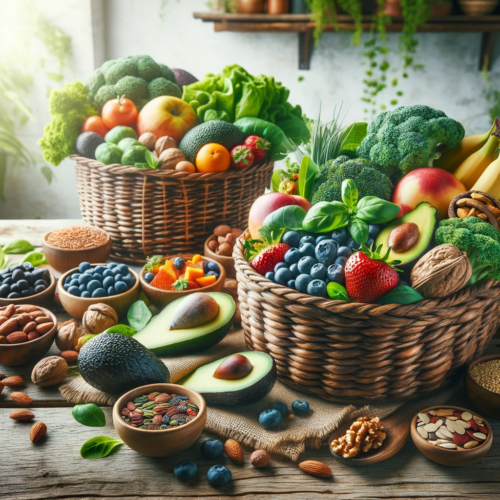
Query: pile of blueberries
64,262,135,298
143,257,221,284
0,263,51,299
266,225,381,297
259,399,310,430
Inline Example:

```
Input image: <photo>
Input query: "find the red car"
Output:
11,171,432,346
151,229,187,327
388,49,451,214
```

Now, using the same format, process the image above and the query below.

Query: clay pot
384,0,402,16
268,0,290,14
236,0,264,13
431,1,453,16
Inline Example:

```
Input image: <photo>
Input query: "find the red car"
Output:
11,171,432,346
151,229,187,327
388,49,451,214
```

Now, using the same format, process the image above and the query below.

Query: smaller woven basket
73,155,273,263
234,238,500,404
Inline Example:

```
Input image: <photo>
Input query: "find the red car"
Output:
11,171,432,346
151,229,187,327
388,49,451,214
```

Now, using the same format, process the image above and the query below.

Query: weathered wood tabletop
1,220,500,500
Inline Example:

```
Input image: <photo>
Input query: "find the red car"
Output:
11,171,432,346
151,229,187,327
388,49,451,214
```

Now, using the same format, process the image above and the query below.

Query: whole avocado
75,132,105,159
78,333,169,394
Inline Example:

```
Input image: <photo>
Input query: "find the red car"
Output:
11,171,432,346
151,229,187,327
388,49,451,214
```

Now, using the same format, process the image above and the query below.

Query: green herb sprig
134,150,162,170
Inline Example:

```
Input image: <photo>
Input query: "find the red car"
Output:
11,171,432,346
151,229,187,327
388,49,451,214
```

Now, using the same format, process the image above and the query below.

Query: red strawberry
244,136,270,162
244,227,290,275
344,245,400,303
231,145,254,170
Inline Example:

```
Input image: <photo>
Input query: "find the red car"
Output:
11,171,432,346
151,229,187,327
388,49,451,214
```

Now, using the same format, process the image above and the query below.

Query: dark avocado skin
78,333,169,394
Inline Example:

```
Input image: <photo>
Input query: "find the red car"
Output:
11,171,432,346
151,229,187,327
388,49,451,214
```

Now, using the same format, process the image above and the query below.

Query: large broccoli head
356,105,465,178
310,155,393,205
87,55,181,110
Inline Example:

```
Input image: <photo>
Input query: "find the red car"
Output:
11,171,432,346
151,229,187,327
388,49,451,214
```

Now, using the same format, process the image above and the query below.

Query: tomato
101,97,138,128
82,116,109,137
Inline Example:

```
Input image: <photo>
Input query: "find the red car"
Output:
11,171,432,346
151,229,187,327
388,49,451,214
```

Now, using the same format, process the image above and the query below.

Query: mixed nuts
207,225,243,257
0,304,55,344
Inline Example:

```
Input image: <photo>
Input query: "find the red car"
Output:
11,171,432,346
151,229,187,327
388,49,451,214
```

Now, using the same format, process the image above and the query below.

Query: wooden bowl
204,235,236,278
411,405,493,466
42,231,112,274
57,265,140,320
113,383,206,457
0,306,57,366
465,354,500,419
140,255,226,310
0,271,56,308
459,0,498,16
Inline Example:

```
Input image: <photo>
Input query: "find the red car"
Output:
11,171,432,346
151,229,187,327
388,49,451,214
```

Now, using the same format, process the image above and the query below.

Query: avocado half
375,202,437,270
178,351,277,406
134,292,235,356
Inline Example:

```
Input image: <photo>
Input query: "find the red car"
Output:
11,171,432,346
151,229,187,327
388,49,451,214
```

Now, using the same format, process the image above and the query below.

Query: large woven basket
234,238,500,404
73,155,273,262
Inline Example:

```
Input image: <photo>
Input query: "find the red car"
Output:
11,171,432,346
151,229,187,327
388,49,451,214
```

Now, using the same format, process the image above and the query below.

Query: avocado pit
213,354,253,380
388,222,420,253
170,292,219,330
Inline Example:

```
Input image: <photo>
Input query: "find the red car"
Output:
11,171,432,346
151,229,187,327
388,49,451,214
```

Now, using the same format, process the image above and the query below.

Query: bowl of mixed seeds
465,354,500,419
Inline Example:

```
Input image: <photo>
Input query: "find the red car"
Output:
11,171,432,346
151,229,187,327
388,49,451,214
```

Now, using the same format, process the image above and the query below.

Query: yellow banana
472,154,500,198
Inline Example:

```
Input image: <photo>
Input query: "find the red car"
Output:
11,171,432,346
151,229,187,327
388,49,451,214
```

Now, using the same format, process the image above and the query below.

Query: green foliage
80,436,124,459
72,404,106,427
127,300,153,332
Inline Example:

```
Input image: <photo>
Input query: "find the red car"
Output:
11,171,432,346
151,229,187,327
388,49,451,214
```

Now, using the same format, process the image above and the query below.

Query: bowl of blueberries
57,262,140,319
0,263,55,307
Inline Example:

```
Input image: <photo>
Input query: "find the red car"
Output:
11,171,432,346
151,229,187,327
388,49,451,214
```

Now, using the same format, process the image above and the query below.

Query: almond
36,322,54,335
2,375,25,387
2,304,16,318
0,315,8,326
11,391,32,405
27,332,40,341
30,311,46,319
35,316,51,324
23,321,37,333
9,409,35,421
17,313,32,326
7,331,28,344
15,305,39,314
60,350,78,362
224,439,243,464
298,460,333,478
250,449,270,468
30,422,47,443
0,335,7,345
0,317,20,336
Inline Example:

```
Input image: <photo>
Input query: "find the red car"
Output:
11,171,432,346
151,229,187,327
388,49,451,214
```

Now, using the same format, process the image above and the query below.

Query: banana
472,154,500,198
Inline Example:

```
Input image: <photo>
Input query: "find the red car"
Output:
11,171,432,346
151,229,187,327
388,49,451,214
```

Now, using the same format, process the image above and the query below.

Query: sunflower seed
438,442,457,449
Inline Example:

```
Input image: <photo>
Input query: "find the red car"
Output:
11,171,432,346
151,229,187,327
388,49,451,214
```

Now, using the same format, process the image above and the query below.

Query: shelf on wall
193,13,499,70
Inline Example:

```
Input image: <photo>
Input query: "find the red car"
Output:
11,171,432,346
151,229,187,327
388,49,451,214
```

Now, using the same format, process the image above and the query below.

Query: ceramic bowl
140,254,226,310
57,265,140,320
0,305,57,366
411,405,493,466
0,271,56,308
204,235,236,278
42,230,112,274
465,354,500,419
113,383,206,457
459,0,498,16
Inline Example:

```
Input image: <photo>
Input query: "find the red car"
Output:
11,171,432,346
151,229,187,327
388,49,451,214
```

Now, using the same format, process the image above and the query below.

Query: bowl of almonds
0,304,57,366
204,225,243,279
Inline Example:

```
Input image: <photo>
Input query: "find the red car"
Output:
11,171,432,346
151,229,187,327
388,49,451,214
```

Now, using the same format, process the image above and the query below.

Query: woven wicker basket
73,155,273,262
234,238,500,404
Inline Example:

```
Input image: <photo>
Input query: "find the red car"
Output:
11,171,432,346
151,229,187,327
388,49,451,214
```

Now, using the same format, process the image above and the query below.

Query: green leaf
263,205,306,232
356,196,400,224
303,201,349,233
341,179,358,210
3,239,35,254
145,255,163,272
271,169,283,192
377,286,424,305
348,218,369,245
0,246,8,270
339,122,368,156
299,156,318,201
127,300,152,332
134,162,149,169
104,324,137,337
22,250,48,267
72,404,106,427
41,166,54,184
80,436,124,459
327,282,350,301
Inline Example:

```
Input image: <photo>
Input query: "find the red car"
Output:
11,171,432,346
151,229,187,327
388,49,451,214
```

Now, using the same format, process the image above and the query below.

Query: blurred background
1,0,499,219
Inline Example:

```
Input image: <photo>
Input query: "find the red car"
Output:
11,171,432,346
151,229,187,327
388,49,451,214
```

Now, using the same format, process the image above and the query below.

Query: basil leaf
72,404,106,427
22,250,48,267
327,282,350,301
377,286,424,305
80,436,124,459
303,201,349,233
134,162,149,169
356,196,400,224
341,179,358,210
271,169,283,192
3,239,35,254
104,324,137,337
339,122,368,156
299,156,318,201
127,300,152,332
348,218,369,245
263,205,306,231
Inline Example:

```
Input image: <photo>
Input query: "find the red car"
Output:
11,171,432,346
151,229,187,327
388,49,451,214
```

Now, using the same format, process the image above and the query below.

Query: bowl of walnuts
204,225,243,279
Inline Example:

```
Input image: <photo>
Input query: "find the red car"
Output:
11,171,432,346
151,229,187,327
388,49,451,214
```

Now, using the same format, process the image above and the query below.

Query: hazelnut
250,449,270,468
214,225,231,237
225,233,236,245
56,319,87,352
219,242,233,256
32,356,68,387
155,136,177,155
208,239,218,251
230,227,243,238
218,236,226,245
82,303,118,334
138,132,156,150
175,160,196,173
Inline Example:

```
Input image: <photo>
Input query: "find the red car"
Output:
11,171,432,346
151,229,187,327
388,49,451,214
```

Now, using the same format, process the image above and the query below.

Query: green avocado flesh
134,292,235,356
375,202,437,269
178,351,277,405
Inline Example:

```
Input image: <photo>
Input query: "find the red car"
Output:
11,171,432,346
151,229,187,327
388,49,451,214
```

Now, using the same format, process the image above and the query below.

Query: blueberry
32,269,47,281
292,400,310,416
265,272,275,282
91,273,103,282
115,281,128,294
282,231,300,248
275,268,294,286
24,272,34,285
114,274,124,283
316,235,329,245
87,280,101,293
84,269,94,276
95,265,107,275
331,228,349,246
10,283,20,293
307,279,327,297
79,274,92,286
368,224,381,239
108,286,117,296
12,269,25,282
295,274,313,293
72,273,83,281
200,439,224,459
347,238,361,250
63,283,70,291
207,261,219,272
103,269,114,278
34,285,46,294
69,279,80,288
315,240,338,266
68,286,81,297
0,284,9,297
335,256,348,267
107,263,118,269
289,263,299,278
284,247,301,265
297,256,317,275
117,264,129,275
287,279,296,289
3,278,12,286
17,279,28,291
206,271,219,278
22,262,34,271
299,242,316,257
21,289,30,297
300,235,316,246
272,402,288,416
259,409,282,429
207,465,232,487
274,262,288,273
174,258,185,271
327,264,345,285
26,287,34,296
203,262,210,274
144,272,155,283
337,246,353,259
78,262,91,273
11,264,23,271
35,279,48,288
79,284,87,292
81,291,91,298
92,287,107,298
7,292,19,299
122,275,134,288
310,263,326,280
174,460,198,481
103,276,114,289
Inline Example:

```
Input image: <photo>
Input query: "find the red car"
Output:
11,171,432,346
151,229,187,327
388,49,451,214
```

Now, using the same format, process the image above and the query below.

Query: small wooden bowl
140,255,226,310
42,231,112,274
411,405,493,466
0,306,58,366
204,236,236,278
57,265,140,320
0,272,56,308
465,354,500,419
113,383,206,457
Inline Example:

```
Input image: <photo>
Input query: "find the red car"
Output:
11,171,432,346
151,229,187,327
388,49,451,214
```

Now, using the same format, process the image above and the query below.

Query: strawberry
244,227,290,276
231,145,254,170
344,245,401,303
244,136,270,162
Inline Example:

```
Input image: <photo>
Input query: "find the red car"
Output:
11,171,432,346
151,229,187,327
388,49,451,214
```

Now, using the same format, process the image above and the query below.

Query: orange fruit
82,116,109,137
196,143,230,173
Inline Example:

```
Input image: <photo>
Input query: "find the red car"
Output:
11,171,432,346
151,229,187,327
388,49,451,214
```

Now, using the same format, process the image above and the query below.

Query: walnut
82,303,118,334
31,356,68,387
56,319,87,352
411,244,472,299
331,416,386,459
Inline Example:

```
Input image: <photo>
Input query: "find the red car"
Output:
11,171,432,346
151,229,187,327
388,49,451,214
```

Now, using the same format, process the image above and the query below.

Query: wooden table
1,220,500,500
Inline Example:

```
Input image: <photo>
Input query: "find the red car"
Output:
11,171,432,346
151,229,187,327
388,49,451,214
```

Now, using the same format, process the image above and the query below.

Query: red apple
392,168,466,220
137,96,198,142
248,192,311,239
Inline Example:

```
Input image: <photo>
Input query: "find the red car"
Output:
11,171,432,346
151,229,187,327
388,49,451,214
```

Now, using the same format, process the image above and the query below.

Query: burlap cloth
60,327,459,461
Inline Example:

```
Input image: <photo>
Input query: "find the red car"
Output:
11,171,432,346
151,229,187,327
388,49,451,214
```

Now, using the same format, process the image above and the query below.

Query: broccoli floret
137,55,162,81
94,84,118,109
147,78,181,100
310,155,393,205
159,63,177,83
115,76,148,101
435,217,500,285
87,69,105,98
104,58,138,84
357,105,465,178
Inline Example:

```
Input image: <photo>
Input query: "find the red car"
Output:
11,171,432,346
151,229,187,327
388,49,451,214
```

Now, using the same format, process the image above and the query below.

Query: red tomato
101,98,138,128
82,116,109,137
